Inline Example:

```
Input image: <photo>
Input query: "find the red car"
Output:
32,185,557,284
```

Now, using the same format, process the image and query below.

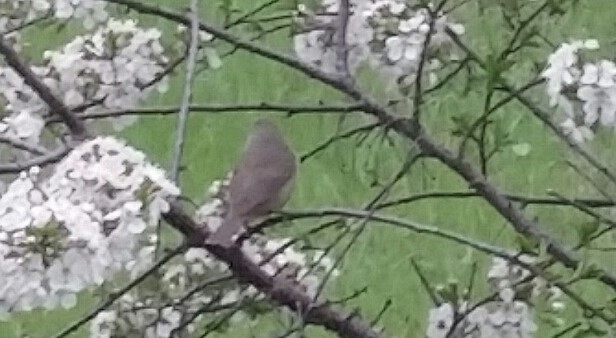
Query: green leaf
437,280,460,304
569,260,602,283
580,261,603,280
546,0,566,16
575,220,601,246
515,234,539,254
538,239,550,261
245,21,264,33
204,48,222,69
571,318,608,337
511,142,531,157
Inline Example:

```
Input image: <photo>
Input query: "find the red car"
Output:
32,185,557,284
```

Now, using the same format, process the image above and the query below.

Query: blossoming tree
0,0,615,337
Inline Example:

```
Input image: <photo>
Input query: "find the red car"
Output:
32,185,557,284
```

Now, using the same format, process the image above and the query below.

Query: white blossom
0,18,169,148
88,176,338,337
426,256,562,338
580,60,616,87
426,303,454,338
293,0,463,92
53,0,108,29
542,41,584,106
578,85,616,126
0,137,179,318
560,118,594,144
542,38,616,143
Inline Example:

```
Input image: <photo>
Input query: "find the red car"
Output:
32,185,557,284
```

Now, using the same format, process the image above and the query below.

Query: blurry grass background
2,0,616,337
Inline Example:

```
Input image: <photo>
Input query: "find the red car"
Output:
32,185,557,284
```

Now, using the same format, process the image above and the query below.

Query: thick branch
163,202,385,338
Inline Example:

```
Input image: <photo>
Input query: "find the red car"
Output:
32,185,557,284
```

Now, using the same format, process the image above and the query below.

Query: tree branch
0,146,70,174
0,136,48,155
163,202,385,338
45,102,364,124
0,35,89,141
334,0,351,80
171,0,201,183
376,190,616,210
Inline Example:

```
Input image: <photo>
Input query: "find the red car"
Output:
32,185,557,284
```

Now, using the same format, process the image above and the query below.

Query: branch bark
170,0,201,183
163,202,386,338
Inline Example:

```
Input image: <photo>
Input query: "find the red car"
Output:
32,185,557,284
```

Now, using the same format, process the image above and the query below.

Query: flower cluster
292,0,463,90
90,177,339,338
541,39,616,144
426,256,564,338
0,1,50,32
90,296,185,338
363,0,464,84
0,0,108,46
0,18,169,146
0,0,51,52
89,248,229,338
0,137,180,319
293,0,373,75
54,0,108,30
89,245,265,338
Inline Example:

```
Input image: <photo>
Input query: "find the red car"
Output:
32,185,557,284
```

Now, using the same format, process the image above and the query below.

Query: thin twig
280,208,528,257
458,78,544,159
226,0,281,27
446,26,616,187
0,136,48,155
300,122,379,162
0,146,70,174
376,190,616,210
1,14,52,35
52,246,185,338
411,0,449,123
498,0,550,61
410,258,439,305
46,102,365,124
171,0,201,183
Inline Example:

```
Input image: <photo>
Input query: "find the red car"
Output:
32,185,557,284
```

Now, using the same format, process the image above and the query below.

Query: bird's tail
207,213,245,247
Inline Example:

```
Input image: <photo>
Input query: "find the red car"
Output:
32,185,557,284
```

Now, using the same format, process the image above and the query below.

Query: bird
207,118,298,247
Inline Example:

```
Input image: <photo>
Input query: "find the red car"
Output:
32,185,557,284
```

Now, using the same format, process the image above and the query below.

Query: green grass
2,0,616,337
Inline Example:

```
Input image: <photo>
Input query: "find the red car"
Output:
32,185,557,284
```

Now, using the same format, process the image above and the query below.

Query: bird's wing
229,154,296,217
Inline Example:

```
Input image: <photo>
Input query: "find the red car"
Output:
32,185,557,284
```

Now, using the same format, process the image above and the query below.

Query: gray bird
207,119,298,247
